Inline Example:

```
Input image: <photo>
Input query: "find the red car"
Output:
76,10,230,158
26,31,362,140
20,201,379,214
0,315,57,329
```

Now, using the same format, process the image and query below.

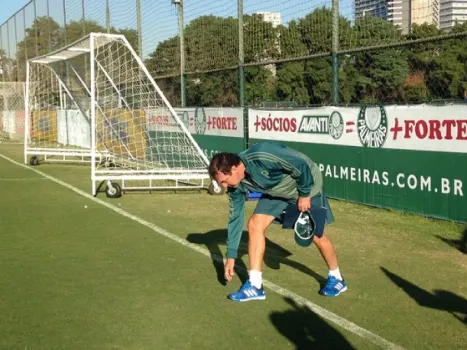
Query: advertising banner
97,109,146,159
249,105,467,153
31,110,58,143
175,107,245,159
248,104,467,223
57,110,91,148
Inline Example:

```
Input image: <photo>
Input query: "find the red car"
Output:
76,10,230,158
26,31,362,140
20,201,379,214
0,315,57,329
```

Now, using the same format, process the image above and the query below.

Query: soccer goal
25,32,217,197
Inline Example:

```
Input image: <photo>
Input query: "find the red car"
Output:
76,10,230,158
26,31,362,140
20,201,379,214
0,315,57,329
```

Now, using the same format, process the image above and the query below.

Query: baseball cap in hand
283,205,328,247
294,212,314,247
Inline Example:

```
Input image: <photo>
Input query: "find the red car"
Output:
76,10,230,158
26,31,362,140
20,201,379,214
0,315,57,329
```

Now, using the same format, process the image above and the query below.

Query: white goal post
25,32,219,196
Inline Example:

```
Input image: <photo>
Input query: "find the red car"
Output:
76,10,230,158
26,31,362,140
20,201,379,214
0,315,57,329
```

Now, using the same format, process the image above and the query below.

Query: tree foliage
145,7,466,106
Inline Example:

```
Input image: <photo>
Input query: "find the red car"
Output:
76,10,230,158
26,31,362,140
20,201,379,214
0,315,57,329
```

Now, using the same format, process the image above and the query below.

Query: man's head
208,152,245,189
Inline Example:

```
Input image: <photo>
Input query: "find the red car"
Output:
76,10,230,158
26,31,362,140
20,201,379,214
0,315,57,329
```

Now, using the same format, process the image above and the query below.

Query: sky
0,0,30,25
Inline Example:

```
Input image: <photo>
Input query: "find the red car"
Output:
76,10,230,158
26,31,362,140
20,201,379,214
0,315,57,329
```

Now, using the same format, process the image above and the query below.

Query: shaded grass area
1,143,466,349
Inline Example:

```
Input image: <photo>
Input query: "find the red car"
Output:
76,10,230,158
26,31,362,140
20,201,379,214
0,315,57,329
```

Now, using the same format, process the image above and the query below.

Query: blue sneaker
319,276,347,297
228,280,266,302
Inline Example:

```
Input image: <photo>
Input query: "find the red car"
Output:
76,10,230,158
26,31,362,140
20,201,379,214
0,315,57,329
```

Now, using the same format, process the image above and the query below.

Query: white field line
0,152,404,350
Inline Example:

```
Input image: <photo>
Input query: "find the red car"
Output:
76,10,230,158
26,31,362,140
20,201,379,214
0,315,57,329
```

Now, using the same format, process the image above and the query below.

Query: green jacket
226,141,322,259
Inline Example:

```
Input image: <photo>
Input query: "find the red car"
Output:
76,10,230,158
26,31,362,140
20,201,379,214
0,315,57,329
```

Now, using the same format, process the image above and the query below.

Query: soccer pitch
0,143,465,349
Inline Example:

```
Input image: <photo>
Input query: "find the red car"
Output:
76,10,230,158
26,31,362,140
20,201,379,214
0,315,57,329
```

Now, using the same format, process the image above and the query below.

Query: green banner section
250,138,466,223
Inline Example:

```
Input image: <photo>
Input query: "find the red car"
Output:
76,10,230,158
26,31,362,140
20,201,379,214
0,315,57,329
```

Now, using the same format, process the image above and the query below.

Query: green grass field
0,143,466,350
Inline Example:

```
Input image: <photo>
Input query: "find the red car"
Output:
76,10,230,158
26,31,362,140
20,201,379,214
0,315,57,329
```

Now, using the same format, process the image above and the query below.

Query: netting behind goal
25,33,211,195
25,40,94,164
0,82,25,143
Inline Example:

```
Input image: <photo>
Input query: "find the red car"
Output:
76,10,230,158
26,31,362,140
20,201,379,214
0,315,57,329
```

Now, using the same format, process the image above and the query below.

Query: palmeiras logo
178,110,190,129
328,111,344,140
194,107,206,134
357,106,388,148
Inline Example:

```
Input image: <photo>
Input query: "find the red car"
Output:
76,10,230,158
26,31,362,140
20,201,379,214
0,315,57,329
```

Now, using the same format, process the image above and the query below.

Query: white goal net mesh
0,82,25,142
92,34,208,173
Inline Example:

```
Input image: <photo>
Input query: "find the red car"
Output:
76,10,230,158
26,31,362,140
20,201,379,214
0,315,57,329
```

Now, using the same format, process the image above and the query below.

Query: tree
16,16,62,80
404,22,467,101
184,15,238,72
304,58,332,104
155,76,181,106
0,48,9,81
145,36,179,76
244,66,275,105
352,49,409,103
243,14,280,63
20,16,63,58
351,15,409,103
65,20,106,43
115,28,139,53
242,14,279,105
402,23,443,102
186,70,238,107
274,21,309,105
276,62,309,105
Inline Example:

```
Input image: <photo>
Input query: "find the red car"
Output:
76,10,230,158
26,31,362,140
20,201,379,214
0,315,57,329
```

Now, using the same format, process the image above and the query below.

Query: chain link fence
1,0,466,108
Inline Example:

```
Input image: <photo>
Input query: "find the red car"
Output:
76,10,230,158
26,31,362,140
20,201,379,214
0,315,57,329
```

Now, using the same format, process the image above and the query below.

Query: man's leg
246,214,276,288
227,196,289,302
313,234,338,271
311,194,347,296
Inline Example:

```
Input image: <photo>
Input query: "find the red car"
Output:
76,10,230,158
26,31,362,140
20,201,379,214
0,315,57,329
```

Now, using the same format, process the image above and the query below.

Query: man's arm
226,188,246,259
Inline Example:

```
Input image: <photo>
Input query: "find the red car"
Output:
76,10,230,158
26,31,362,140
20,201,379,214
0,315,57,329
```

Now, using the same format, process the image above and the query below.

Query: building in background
439,0,467,30
255,11,282,28
355,0,442,33
255,12,282,77
411,0,440,27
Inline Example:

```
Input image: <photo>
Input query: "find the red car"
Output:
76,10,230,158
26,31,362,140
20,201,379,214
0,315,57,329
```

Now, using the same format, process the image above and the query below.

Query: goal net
25,33,211,195
24,38,94,164
0,82,25,143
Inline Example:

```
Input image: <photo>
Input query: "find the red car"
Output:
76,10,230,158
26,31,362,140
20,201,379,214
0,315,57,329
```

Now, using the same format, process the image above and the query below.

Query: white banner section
249,104,467,153
174,107,243,137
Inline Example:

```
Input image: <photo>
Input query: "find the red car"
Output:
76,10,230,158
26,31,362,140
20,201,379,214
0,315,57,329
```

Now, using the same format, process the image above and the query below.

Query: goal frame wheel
105,182,122,198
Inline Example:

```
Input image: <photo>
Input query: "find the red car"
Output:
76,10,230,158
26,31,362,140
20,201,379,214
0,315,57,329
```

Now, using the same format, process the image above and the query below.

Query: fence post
106,0,110,34
34,0,38,57
178,1,186,107
14,15,19,81
23,9,28,62
238,0,248,149
136,0,143,58
0,25,3,84
81,0,86,36
47,0,51,52
331,0,339,105
6,20,10,81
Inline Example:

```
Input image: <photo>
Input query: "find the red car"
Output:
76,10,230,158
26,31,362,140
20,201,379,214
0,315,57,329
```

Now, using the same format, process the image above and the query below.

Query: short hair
208,152,241,178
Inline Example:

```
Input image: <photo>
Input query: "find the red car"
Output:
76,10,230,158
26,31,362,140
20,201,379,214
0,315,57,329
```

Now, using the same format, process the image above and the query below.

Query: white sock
249,270,263,289
328,268,343,280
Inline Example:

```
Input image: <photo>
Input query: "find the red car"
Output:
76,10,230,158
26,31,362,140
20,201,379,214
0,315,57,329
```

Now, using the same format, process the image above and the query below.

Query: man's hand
298,196,311,212
224,258,236,283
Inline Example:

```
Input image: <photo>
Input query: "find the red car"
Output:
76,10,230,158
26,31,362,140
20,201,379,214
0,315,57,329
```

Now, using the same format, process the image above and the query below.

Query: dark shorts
253,194,335,236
